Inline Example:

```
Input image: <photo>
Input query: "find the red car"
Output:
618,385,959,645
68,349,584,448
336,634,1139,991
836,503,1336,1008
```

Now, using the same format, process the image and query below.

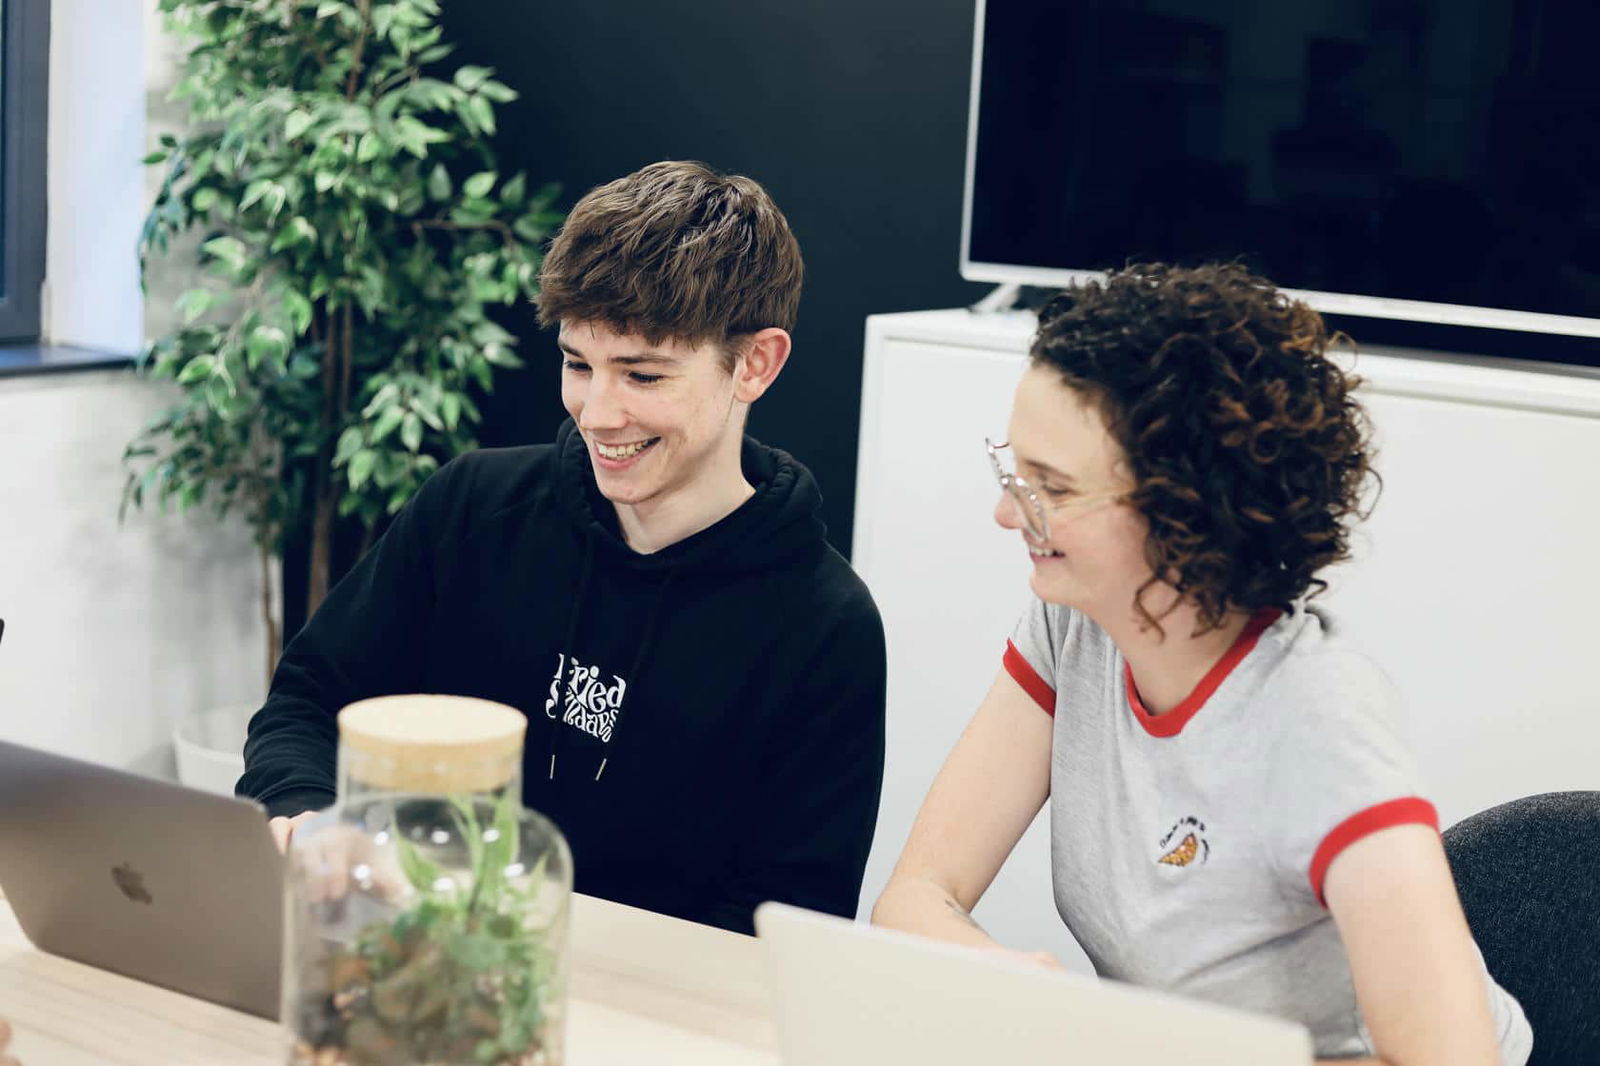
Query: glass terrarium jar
283,695,572,1066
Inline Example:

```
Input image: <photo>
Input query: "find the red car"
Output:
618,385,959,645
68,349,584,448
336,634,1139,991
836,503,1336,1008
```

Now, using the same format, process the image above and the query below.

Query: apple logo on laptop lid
111,861,153,905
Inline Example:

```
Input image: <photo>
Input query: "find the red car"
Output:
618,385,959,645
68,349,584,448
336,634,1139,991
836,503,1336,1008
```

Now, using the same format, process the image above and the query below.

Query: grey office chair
1443,791,1600,1066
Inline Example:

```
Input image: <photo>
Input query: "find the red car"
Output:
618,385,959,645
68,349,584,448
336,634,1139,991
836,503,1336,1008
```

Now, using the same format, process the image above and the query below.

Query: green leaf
452,64,492,92
282,289,314,335
447,796,486,882
372,451,404,490
500,173,526,206
462,171,495,200
176,354,216,384
371,4,396,39
270,216,318,253
466,95,495,136
313,169,339,194
413,393,445,431
246,325,290,370
482,343,520,368
513,214,548,242
356,131,383,163
400,412,423,453
348,449,377,490
176,289,213,324
440,392,462,431
487,788,518,881
364,381,400,417
333,426,364,465
468,357,494,393
427,163,451,201
141,150,168,165
284,109,315,141
190,186,219,213
394,115,449,158
477,79,518,104
261,182,288,219
239,178,272,211
394,835,444,894
202,235,247,268
370,406,404,443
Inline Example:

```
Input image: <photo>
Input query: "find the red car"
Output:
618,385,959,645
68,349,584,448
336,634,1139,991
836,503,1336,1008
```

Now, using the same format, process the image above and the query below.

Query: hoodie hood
553,417,829,575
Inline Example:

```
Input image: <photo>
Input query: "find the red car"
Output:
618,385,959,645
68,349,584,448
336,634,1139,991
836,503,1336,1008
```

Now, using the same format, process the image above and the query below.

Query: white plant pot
172,702,257,796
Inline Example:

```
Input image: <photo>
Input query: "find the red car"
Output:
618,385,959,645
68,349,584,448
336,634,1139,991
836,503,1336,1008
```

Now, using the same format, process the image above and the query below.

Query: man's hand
271,811,410,904
1,1015,21,1066
268,811,320,852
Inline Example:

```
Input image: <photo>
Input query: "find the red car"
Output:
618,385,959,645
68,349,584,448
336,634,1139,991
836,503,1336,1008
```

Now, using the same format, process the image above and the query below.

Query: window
0,0,47,342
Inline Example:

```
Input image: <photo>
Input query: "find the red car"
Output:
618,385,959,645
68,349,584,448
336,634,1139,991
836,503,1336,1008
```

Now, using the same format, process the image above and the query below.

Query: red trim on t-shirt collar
1124,607,1282,738
1004,640,1057,716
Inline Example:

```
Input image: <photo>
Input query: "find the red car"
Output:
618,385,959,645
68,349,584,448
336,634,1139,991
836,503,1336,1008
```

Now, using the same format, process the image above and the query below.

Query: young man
238,161,887,935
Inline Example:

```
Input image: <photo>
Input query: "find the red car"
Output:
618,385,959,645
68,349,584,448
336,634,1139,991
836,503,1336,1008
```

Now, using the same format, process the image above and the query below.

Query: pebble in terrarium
283,695,572,1066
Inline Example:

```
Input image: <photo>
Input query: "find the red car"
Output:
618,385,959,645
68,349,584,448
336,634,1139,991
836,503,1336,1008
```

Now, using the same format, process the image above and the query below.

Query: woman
873,263,1531,1065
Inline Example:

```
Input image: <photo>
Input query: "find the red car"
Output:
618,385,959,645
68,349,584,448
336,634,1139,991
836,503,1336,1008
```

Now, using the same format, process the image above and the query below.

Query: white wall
45,0,148,352
0,370,266,775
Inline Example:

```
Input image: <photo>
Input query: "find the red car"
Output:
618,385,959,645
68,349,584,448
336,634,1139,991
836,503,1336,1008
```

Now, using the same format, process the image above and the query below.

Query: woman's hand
872,666,1053,949
1,1016,21,1066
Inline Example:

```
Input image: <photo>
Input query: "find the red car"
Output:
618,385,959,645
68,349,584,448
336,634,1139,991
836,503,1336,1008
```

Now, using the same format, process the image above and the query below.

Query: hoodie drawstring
592,569,676,782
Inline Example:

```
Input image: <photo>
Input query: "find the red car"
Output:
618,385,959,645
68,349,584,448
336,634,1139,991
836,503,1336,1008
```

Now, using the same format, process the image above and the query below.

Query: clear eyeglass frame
985,437,1126,544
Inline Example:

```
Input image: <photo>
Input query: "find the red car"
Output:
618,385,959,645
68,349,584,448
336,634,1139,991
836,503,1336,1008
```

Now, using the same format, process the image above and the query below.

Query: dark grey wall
442,0,988,555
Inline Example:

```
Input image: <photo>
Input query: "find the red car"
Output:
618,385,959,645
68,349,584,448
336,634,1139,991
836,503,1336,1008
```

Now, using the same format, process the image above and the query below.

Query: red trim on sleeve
1309,796,1440,906
1003,640,1056,717
1125,607,1281,738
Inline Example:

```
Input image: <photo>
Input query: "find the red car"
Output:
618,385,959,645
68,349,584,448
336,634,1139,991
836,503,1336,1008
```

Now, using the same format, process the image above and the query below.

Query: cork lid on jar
338,694,526,793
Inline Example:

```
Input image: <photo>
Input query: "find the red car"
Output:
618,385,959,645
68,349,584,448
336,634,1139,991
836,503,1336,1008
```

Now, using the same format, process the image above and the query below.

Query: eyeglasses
986,438,1125,543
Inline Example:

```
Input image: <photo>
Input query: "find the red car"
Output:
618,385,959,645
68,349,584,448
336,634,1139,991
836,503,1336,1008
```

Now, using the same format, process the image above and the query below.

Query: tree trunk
261,539,281,692
307,482,335,617
306,303,357,619
306,303,339,617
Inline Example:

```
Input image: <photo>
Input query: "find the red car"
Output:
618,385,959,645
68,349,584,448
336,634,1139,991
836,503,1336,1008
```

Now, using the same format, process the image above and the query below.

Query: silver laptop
755,902,1313,1066
0,738,283,1018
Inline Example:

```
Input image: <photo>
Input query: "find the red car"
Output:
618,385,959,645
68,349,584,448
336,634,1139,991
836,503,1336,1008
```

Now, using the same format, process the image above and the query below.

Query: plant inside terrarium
295,791,560,1066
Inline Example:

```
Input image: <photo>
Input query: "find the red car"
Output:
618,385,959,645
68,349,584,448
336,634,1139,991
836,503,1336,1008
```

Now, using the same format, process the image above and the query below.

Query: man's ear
732,328,792,404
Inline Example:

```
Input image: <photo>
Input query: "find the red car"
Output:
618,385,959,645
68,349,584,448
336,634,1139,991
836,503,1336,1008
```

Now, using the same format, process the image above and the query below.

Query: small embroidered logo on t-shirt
1157,816,1210,867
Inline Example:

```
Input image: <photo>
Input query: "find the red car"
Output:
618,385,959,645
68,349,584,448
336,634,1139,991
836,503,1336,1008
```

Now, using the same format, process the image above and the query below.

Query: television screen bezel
957,0,1600,340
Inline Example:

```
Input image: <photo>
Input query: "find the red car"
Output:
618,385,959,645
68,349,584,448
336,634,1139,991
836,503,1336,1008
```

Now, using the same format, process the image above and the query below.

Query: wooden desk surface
0,892,780,1065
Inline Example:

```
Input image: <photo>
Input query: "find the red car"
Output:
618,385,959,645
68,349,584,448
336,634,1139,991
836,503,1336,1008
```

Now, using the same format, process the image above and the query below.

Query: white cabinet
850,308,1600,970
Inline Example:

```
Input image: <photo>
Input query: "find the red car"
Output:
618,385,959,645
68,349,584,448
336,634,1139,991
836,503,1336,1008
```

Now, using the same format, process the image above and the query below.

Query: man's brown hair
536,161,803,367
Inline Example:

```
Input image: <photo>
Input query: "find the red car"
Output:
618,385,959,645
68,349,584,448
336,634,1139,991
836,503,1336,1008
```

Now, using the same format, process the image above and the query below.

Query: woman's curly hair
1031,262,1377,634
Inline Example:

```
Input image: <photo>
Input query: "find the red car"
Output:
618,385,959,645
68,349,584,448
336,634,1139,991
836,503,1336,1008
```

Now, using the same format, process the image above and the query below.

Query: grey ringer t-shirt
1005,600,1532,1063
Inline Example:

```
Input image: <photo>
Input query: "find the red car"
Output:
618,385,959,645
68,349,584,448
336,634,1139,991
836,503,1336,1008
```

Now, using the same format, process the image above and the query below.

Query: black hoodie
238,420,887,933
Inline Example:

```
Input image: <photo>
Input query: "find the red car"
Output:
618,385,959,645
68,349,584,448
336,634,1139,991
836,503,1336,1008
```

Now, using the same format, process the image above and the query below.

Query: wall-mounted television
960,0,1600,345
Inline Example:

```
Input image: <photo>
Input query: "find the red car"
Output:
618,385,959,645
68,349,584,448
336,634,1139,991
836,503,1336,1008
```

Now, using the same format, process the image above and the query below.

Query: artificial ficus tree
127,0,560,677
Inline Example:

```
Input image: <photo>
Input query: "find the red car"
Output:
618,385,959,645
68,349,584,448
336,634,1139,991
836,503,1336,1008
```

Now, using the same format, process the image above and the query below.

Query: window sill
0,344,135,379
